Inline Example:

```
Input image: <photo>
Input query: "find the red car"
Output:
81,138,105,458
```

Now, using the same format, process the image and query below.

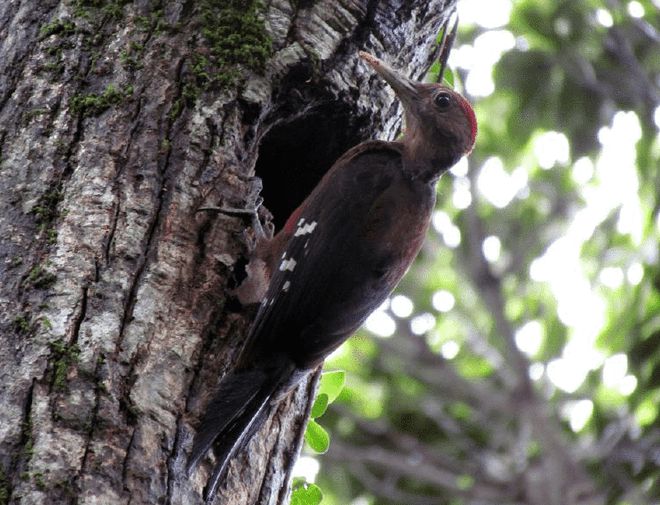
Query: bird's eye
434,92,451,110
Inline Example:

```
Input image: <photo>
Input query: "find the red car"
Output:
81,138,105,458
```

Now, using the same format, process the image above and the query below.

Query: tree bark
0,1,454,503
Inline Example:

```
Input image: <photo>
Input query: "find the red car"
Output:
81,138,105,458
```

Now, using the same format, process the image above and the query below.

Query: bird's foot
197,198,272,244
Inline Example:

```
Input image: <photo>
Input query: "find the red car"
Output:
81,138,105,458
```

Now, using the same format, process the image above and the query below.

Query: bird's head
360,51,477,172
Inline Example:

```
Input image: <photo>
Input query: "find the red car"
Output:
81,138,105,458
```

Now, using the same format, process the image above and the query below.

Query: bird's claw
196,200,270,244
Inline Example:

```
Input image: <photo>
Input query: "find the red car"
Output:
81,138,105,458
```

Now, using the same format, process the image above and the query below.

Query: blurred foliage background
294,0,660,504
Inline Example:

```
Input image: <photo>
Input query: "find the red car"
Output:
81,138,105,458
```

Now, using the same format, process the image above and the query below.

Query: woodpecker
188,49,477,500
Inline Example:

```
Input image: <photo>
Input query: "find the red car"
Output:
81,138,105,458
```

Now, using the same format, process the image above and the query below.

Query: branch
377,332,514,413
332,403,501,484
328,440,515,503
454,165,604,505
348,462,456,505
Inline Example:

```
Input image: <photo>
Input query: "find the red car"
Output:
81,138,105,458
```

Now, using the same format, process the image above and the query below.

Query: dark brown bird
188,50,477,501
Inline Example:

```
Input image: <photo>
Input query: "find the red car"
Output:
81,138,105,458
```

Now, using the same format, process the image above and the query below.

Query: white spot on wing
294,221,317,237
282,280,291,291
279,258,297,271
298,218,305,226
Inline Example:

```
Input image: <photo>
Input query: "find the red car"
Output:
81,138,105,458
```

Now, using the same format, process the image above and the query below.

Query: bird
188,44,477,502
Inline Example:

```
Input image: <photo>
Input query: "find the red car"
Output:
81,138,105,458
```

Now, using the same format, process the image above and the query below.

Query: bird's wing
242,142,406,369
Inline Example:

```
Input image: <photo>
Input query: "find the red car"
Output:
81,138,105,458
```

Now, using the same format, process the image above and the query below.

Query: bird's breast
362,178,435,286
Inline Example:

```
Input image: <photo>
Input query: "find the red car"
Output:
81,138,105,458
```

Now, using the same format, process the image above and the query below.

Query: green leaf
426,61,441,83
305,419,330,453
634,397,658,427
317,370,345,403
456,474,475,490
443,67,455,87
311,393,329,419
290,482,323,505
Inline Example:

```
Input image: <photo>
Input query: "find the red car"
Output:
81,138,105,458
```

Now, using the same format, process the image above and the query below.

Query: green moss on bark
188,0,272,94
70,84,134,116
50,340,81,391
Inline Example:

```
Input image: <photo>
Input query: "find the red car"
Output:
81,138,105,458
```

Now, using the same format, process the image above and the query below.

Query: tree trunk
0,1,454,504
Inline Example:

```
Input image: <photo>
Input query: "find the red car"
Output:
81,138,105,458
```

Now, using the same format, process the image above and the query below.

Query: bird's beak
359,51,419,107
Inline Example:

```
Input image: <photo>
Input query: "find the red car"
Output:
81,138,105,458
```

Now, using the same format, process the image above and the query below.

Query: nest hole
255,101,369,231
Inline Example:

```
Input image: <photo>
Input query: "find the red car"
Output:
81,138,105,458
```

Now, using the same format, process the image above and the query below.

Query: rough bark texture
0,1,454,504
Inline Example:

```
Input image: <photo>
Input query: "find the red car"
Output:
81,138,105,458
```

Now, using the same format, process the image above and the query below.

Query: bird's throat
402,132,460,182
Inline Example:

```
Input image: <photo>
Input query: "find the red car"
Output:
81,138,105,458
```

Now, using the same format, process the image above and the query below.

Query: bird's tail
188,360,294,501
